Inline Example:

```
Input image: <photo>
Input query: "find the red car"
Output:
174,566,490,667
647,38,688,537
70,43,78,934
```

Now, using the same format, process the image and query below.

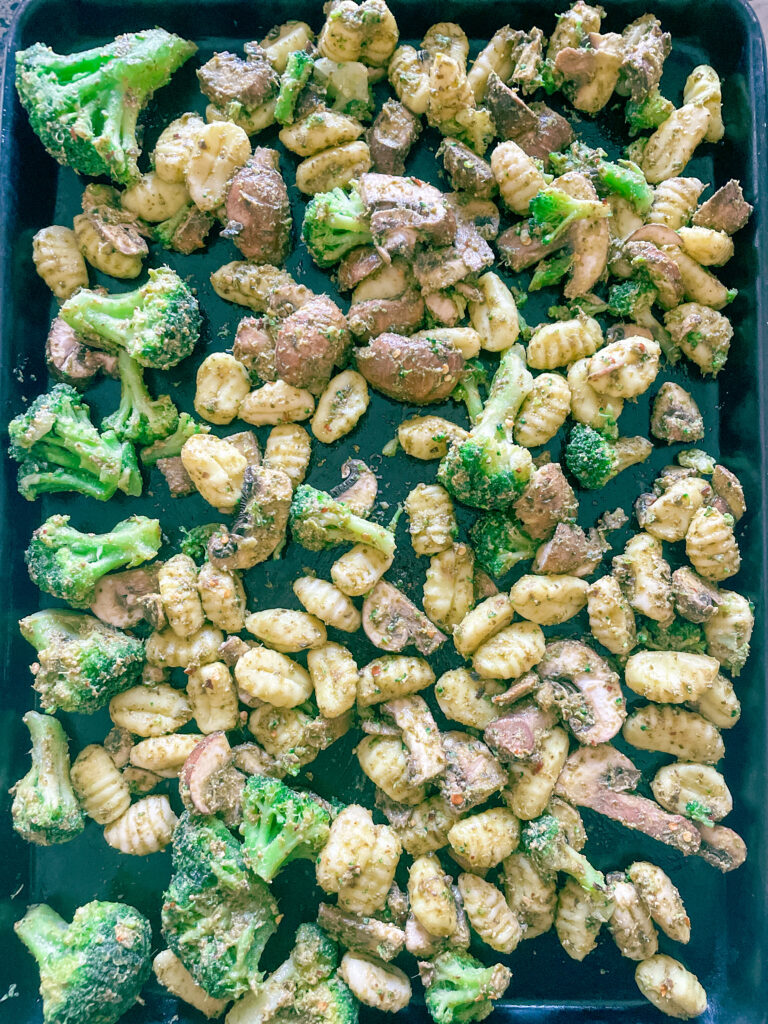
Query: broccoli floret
296,974,358,1024
11,711,84,846
550,142,653,215
677,448,716,475
15,900,151,1024
102,350,180,445
529,251,574,292
438,346,534,510
19,609,145,714
564,424,651,490
470,512,537,578
522,814,605,892
683,800,715,827
291,923,339,987
60,266,201,370
439,106,495,156
302,187,373,268
239,775,331,882
637,618,706,654
289,485,396,556
162,813,279,1000
25,513,162,607
179,523,224,563
140,411,209,465
528,186,611,245
15,30,196,185
420,949,511,1024
625,88,675,135
451,359,487,422
275,49,314,125
7,383,141,501
606,278,657,321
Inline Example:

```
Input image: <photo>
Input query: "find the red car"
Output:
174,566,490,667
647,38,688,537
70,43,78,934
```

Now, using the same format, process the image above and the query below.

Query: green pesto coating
289,484,396,556
161,813,279,1000
24,513,162,607
606,278,656,321
452,360,486,423
422,949,511,1024
15,901,151,1024
302,186,373,267
470,512,537,578
60,267,201,370
7,382,141,501
15,30,196,184
521,814,605,892
19,609,145,714
102,351,179,445
295,973,358,1024
438,346,533,510
11,711,84,845
240,775,331,881
638,617,706,654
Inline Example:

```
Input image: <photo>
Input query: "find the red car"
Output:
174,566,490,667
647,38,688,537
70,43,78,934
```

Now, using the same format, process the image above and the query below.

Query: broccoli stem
596,159,653,215
529,251,573,291
473,346,532,445
14,904,68,964
18,465,116,501
61,287,143,349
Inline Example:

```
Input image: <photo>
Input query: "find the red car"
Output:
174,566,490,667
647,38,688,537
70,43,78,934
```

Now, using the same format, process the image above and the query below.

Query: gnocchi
468,272,520,351
185,121,251,211
194,353,251,425
685,507,741,582
180,434,247,510
624,651,720,703
356,735,426,804
109,684,193,737
472,621,546,680
293,576,362,632
405,483,457,556
245,609,327,653
397,416,468,460
423,543,475,630
32,226,89,299
509,574,589,626
153,113,206,183
186,662,240,733
158,554,205,639
121,172,190,222
103,794,178,856
458,873,522,953
587,575,637,656
307,642,359,718
129,734,205,777
197,562,247,633
331,544,394,597
239,381,316,426
357,655,435,706
263,423,312,487
491,141,547,215
235,646,313,707
528,317,603,370
311,369,369,443
295,141,372,195
447,807,519,869
70,744,131,825
622,704,725,763
635,955,707,1020
515,373,571,447
408,854,458,937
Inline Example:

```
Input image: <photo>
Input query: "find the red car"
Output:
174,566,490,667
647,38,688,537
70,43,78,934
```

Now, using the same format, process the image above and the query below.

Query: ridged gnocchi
356,735,426,804
295,141,372,195
159,555,205,639
504,727,570,820
145,625,224,670
515,373,571,447
186,662,240,733
357,655,435,706
587,575,637,656
683,64,724,143
434,669,504,728
197,562,247,633
528,317,603,370
311,369,369,443
71,745,131,825
423,543,475,630
622,704,725,763
194,353,251,425
293,576,362,632
685,507,741,581
239,381,316,426
459,873,522,953
398,416,468,460
491,141,547,215
468,272,520,351
103,794,178,855
32,226,89,299
129,734,204,776
153,113,206,183
448,807,519,869
245,609,327,653
263,423,312,487
181,434,246,511
307,642,359,718
121,172,190,222
472,621,546,680
331,544,394,597
109,684,193,737
509,574,589,626
235,646,313,707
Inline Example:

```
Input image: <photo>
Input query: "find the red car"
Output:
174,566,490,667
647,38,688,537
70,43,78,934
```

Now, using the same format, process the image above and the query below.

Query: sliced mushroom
535,640,626,745
337,246,388,292
497,221,567,272
355,331,465,404
515,103,574,161
330,459,378,515
483,701,557,761
227,430,262,469
180,733,245,824
219,635,256,666
440,731,507,813
366,99,422,176
485,72,538,140
447,194,501,241
438,138,497,199
532,523,603,577
624,240,684,309
208,465,292,570
627,224,682,248
231,741,287,779
558,172,611,299
46,316,119,389
491,671,540,709
233,316,277,381
89,565,162,628
554,745,701,855
197,46,279,110
318,903,406,962
78,183,149,259
382,695,446,786
671,567,722,623
650,383,705,444
157,457,197,498
358,173,457,258
513,463,579,541
555,33,624,114
692,180,753,235
711,465,746,521
694,823,747,872
618,14,670,101
275,294,351,393
363,580,446,655
223,148,291,264
348,292,425,342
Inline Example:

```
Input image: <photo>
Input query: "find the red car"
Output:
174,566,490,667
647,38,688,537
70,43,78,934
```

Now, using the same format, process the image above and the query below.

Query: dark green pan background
0,1,767,1020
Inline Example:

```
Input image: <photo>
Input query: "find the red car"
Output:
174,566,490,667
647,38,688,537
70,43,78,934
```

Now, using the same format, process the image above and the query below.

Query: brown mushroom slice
447,194,501,241
366,100,421,176
275,294,351,393
358,173,457,257
219,635,255,666
227,431,261,469
439,138,497,199
627,224,682,248
483,701,557,762
46,316,119,389
694,823,747,873
535,640,626,746
355,332,465,404
692,180,753,235
650,383,705,444
514,103,574,161
157,456,197,498
497,221,567,272
90,565,162,628
231,741,287,779
491,672,540,709
554,745,701,855
224,148,291,264
671,567,722,624
513,463,579,541
554,34,624,115
80,184,150,259
532,523,603,577
208,465,292,570
558,172,610,299
440,731,507,813
363,581,446,655
606,323,655,343
162,203,215,255
617,14,671,101
348,291,425,342
330,459,378,515
233,316,277,382
197,45,279,110
711,465,746,521
624,240,684,309
318,903,405,962
180,732,245,824
337,246,388,292
382,695,446,785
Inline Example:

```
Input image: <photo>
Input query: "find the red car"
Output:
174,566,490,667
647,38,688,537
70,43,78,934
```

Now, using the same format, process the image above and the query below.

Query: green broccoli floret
625,88,675,135
275,49,314,125
564,424,652,490
15,29,196,185
302,187,373,268
683,800,715,827
102,350,179,445
19,609,145,714
529,251,574,292
140,411,209,465
522,814,605,892
313,57,373,121
438,346,534,510
528,186,611,245
60,266,201,370
162,812,279,1000
11,711,84,846
296,974,358,1024
7,383,141,501
607,278,658,322
420,949,511,1024
289,485,396,556
15,900,151,1024
470,512,537,578
25,513,162,607
291,923,339,987
550,141,653,215
239,775,331,882
638,618,706,654
452,359,487,422
179,523,224,563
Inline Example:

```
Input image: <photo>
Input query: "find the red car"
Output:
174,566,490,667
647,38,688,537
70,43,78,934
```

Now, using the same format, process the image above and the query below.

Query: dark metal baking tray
1,0,767,1020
